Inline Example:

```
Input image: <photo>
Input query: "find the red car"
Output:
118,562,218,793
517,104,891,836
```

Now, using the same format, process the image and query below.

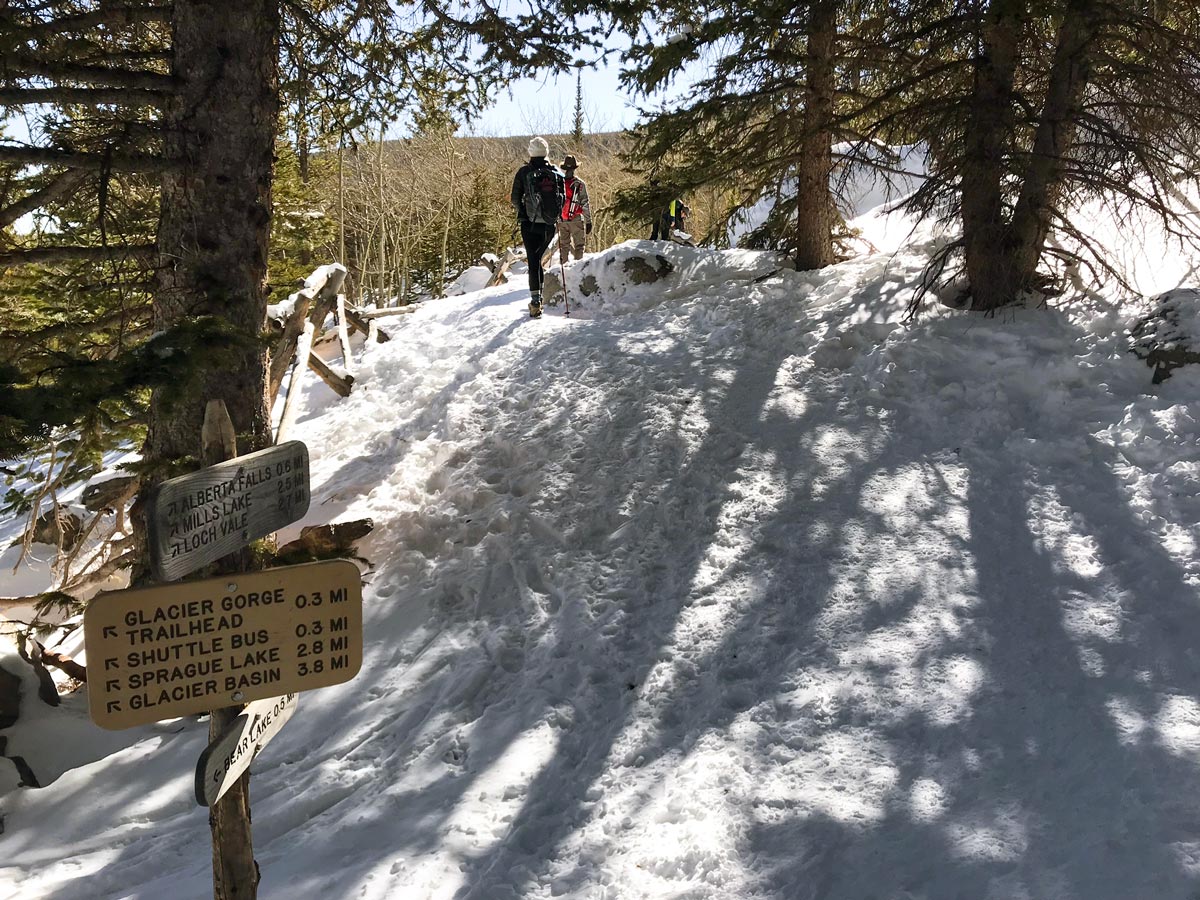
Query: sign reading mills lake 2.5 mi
149,441,310,581
84,559,363,730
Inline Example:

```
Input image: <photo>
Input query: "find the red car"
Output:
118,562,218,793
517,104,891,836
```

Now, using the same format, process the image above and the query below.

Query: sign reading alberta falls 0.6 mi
149,440,310,581
84,559,362,730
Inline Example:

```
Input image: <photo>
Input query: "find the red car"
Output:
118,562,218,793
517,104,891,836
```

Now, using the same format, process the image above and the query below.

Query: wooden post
335,291,353,375
269,265,347,403
308,354,354,398
201,400,259,900
342,306,390,343
275,323,314,443
486,247,523,287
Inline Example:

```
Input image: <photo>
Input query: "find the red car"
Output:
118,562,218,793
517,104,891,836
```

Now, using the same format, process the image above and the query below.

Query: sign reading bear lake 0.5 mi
196,693,298,807
149,440,310,581
84,559,362,730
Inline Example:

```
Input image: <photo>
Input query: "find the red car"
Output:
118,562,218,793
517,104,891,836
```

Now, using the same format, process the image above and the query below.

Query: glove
585,222,593,235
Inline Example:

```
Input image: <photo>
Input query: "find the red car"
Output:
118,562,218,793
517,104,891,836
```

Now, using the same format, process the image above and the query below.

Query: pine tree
573,67,585,145
595,1,865,268
1,1,595,460
867,0,1200,311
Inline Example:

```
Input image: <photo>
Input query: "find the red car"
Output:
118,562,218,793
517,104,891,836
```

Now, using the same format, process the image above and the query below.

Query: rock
0,664,19,729
30,508,82,551
623,254,673,285
579,274,599,297
81,475,139,512
274,518,374,567
1130,289,1200,383
541,270,562,301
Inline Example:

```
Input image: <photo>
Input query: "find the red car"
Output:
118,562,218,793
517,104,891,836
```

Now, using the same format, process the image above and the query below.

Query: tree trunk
793,0,837,271
438,134,454,298
377,125,388,305
960,0,1024,310
1009,0,1098,286
147,0,279,481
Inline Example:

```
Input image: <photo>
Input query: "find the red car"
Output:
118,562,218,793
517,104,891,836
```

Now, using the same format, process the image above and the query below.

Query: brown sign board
148,441,311,581
195,693,297,807
85,560,363,730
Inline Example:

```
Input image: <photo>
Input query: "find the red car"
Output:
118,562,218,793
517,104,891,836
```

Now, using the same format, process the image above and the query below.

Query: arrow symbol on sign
102,625,117,638
106,679,120,691
105,657,119,671
106,701,121,713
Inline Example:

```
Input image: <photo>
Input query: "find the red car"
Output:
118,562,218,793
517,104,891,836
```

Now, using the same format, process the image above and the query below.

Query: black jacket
511,157,562,224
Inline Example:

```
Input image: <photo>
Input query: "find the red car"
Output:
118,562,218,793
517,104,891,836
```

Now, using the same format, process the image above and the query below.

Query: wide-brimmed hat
562,155,578,170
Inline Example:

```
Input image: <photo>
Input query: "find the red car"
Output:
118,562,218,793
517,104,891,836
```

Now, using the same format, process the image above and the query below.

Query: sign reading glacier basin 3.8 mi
148,441,310,581
84,559,363,730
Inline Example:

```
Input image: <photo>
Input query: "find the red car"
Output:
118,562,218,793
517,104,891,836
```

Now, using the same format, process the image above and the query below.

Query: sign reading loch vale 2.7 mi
84,559,363,730
148,441,310,581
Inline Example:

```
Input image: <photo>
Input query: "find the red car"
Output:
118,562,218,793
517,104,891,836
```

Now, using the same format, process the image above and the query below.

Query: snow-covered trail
4,236,1200,899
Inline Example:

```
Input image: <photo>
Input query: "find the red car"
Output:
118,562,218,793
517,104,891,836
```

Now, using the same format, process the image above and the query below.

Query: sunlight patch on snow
919,656,987,727
1153,695,1200,758
1029,488,1127,667
761,357,809,421
908,777,949,822
622,758,747,893
944,801,1030,862
451,722,561,848
756,729,899,826
1105,695,1149,746
691,460,788,594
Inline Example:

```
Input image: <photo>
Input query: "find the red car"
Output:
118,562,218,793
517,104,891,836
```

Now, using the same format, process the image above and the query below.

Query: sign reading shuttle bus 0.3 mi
149,440,310,581
85,559,362,730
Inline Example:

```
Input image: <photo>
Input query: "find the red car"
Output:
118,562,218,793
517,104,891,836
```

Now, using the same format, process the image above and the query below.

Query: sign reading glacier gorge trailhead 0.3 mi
148,440,310,581
84,559,363,730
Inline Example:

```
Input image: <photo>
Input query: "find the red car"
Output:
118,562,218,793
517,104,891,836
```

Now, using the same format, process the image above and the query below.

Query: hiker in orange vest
557,155,593,263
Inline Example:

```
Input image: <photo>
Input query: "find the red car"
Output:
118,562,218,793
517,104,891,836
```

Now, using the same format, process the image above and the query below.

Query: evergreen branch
0,168,89,228
5,56,176,92
15,5,171,39
0,144,173,172
75,50,172,67
0,244,156,267
0,86,168,107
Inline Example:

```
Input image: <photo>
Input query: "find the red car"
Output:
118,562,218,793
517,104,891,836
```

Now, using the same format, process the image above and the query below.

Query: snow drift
3,197,1200,899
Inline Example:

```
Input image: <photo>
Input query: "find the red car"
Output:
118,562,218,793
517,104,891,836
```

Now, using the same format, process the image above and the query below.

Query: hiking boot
528,298,543,318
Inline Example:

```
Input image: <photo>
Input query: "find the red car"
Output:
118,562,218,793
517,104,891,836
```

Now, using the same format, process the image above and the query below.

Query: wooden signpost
148,441,310,581
196,693,298,807
84,559,363,730
86,402,366,900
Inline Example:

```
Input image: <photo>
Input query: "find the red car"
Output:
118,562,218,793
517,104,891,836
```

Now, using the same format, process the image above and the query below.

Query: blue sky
467,57,643,137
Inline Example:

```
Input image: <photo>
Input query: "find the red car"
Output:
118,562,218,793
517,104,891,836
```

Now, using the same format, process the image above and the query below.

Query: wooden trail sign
148,441,311,581
196,693,298,807
85,559,363,730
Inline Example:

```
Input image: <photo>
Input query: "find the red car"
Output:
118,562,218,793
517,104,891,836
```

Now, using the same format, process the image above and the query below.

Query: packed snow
3,190,1200,899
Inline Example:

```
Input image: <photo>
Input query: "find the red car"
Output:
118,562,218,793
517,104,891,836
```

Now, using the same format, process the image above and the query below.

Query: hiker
511,136,564,318
557,155,593,263
650,192,686,241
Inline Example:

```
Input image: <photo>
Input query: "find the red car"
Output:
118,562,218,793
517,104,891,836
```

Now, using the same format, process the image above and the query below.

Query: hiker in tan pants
557,154,593,263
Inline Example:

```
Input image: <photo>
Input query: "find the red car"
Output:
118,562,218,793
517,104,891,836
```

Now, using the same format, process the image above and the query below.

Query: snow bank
446,265,494,297
4,199,1200,900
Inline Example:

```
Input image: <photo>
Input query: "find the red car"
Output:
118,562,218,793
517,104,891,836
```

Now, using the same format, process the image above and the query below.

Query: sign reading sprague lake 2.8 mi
84,560,363,730
148,441,310,581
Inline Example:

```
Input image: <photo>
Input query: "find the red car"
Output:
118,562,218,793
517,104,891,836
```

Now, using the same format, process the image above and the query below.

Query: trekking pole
559,255,570,317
